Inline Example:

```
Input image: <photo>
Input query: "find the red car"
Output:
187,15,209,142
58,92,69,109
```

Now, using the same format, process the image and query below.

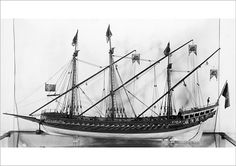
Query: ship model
4,25,230,141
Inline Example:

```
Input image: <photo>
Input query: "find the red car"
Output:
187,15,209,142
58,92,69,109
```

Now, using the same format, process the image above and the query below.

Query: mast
70,30,79,118
106,25,115,119
164,42,172,118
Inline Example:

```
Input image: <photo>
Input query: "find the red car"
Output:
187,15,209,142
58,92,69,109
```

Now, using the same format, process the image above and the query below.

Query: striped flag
45,83,56,92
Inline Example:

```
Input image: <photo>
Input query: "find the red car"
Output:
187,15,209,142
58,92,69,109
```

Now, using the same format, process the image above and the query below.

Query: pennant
210,69,218,80
221,82,230,108
45,83,56,92
106,25,112,43
72,30,78,46
164,42,170,56
189,44,197,55
132,53,140,64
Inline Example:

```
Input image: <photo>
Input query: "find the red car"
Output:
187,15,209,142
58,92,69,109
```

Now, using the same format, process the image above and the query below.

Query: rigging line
136,48,220,119
132,62,136,109
47,61,72,109
115,66,136,117
29,50,136,116
77,59,103,68
126,89,158,116
79,87,104,116
55,60,72,86
76,61,82,114
113,55,155,62
55,65,71,110
196,72,203,106
152,66,160,115
62,66,74,113
160,83,166,113
171,70,190,73
183,80,197,107
57,63,72,110
56,61,72,97
17,60,71,104
100,70,106,111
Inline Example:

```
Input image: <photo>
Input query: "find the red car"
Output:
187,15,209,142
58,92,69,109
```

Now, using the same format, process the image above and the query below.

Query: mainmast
164,42,172,118
106,25,115,120
70,30,79,118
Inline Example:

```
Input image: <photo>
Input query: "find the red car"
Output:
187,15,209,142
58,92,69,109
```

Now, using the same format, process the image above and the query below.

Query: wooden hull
42,123,202,140
40,105,217,140
4,104,217,140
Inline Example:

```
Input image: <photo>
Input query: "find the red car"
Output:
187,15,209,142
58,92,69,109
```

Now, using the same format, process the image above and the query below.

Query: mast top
72,29,79,52
106,25,112,43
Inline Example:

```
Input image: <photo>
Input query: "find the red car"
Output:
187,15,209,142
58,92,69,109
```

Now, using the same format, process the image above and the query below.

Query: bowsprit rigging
4,25,230,141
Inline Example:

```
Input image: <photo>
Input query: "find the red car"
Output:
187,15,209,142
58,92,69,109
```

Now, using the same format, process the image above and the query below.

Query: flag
72,30,78,46
106,25,112,43
164,42,170,56
189,44,197,55
221,81,230,108
210,69,218,80
132,53,140,64
45,83,56,92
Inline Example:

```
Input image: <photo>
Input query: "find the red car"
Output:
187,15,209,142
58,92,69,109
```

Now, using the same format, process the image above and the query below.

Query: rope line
116,66,136,117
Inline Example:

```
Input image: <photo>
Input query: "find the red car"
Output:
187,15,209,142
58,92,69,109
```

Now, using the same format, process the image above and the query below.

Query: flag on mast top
106,25,112,43
221,81,230,108
72,30,78,50
164,42,170,56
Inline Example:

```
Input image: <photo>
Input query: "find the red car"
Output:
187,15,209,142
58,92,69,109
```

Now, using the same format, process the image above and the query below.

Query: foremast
70,30,79,118
106,25,116,120
165,42,172,118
